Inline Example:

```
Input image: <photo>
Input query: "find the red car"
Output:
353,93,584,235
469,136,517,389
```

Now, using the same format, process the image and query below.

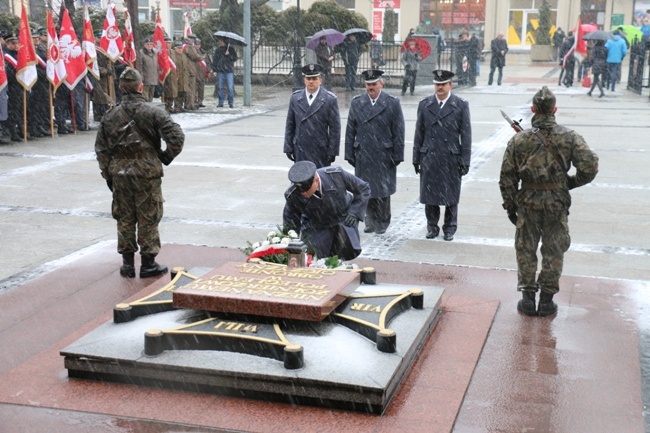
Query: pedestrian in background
95,68,185,279
135,38,159,102
413,70,471,241
488,31,508,85
340,34,360,91
211,38,238,108
499,86,598,316
604,30,627,91
284,64,341,168
559,31,576,87
283,161,370,261
587,40,607,98
369,35,384,67
552,27,565,61
345,69,405,234
401,39,421,96
314,37,334,90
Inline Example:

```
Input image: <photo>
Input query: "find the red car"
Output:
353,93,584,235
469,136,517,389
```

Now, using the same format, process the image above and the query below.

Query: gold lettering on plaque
350,303,382,313
213,321,259,333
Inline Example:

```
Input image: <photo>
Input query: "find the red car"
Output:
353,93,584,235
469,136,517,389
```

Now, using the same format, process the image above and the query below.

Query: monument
62,258,443,414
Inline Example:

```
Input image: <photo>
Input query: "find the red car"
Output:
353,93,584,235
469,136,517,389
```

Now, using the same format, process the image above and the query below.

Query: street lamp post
292,0,303,90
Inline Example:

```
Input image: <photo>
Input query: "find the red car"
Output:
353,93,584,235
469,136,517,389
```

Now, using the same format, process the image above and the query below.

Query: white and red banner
60,7,87,90
16,4,38,90
83,5,100,80
100,3,124,62
153,13,171,84
183,12,192,38
122,8,137,67
46,11,67,90
563,19,588,67
0,45,6,92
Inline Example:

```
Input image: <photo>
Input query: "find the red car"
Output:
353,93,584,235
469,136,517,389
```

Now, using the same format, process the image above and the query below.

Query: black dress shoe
364,226,374,233
425,231,438,239
443,232,454,241
375,229,386,234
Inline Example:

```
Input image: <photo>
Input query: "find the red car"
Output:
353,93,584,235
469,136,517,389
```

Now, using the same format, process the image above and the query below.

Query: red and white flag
183,12,192,39
82,5,100,79
16,4,38,90
59,7,87,90
46,10,67,90
153,13,171,84
122,8,137,67
563,19,587,68
100,3,124,62
0,45,7,93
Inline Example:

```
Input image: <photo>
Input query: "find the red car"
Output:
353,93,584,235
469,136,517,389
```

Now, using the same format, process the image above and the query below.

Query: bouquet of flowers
242,226,301,265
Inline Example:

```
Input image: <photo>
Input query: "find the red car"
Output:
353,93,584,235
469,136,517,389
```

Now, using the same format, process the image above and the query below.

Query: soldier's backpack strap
531,127,569,172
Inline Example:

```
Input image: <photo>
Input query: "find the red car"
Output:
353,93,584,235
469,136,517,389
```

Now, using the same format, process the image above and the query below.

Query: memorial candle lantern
286,240,307,268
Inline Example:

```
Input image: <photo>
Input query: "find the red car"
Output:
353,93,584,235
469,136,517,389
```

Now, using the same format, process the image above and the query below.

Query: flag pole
23,89,27,142
49,83,54,136
70,91,77,133
85,92,89,131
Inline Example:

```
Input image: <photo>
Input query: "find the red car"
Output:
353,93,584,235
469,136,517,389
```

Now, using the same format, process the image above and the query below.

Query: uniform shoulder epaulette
292,89,302,95
324,165,342,174
324,89,337,97
351,94,361,101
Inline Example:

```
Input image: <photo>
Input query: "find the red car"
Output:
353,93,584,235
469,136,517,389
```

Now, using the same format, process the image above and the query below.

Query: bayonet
500,109,523,133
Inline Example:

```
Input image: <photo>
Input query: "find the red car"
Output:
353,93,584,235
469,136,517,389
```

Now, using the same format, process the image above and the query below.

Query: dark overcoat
490,37,508,68
284,88,341,168
345,91,405,198
283,166,370,260
413,93,472,205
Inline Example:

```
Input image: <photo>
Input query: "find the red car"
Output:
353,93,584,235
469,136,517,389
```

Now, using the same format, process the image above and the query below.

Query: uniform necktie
309,94,313,101
439,101,443,109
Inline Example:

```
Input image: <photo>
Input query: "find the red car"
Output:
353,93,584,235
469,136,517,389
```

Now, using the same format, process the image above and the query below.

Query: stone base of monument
61,266,443,415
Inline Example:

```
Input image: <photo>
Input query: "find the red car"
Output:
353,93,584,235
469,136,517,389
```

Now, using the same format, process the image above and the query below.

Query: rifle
500,110,523,133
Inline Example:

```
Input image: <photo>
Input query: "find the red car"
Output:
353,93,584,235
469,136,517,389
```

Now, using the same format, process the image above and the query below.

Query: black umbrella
582,30,614,41
212,31,247,46
343,28,372,45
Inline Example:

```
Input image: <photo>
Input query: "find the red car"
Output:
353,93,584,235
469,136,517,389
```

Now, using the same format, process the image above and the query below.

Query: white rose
281,237,291,244
252,242,260,249
262,240,270,247
267,231,277,239
288,230,298,238
271,237,281,244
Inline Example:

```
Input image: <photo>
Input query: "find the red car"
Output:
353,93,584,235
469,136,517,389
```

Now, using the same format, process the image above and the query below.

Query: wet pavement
0,57,648,432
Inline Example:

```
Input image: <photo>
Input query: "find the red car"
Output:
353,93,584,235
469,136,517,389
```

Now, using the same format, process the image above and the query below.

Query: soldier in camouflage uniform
95,68,185,279
499,86,598,316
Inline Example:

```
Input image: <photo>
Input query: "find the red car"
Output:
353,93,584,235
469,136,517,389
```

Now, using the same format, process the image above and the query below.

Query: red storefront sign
374,0,400,9
373,10,383,34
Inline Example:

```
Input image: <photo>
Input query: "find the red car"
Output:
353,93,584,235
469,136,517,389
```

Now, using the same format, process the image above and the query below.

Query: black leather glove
343,214,357,227
567,175,578,190
286,152,295,162
327,155,336,164
458,165,469,176
507,211,518,226
159,149,173,166
348,159,356,167
413,163,420,174
106,179,113,192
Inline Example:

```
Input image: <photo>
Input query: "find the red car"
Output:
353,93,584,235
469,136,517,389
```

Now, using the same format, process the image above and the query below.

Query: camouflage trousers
111,176,164,256
515,208,571,295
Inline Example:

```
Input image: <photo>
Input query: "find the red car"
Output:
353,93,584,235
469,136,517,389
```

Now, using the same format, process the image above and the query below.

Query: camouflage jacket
95,93,185,180
499,113,598,213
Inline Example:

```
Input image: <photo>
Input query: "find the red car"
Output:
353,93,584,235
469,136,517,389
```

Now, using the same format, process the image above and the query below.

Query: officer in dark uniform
283,160,370,261
284,63,341,168
345,69,405,234
31,28,50,137
4,34,25,141
95,68,185,279
0,30,11,143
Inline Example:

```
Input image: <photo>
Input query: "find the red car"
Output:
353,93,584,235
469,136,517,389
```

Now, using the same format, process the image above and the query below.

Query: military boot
140,254,168,278
517,290,537,316
0,124,9,145
119,253,136,278
538,292,558,317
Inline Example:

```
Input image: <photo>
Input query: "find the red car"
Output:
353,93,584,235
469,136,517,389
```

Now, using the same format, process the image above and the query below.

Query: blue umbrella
307,29,345,50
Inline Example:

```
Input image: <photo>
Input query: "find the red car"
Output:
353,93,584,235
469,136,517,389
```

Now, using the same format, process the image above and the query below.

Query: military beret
432,69,454,84
533,86,556,113
361,69,384,83
302,63,323,77
119,67,142,83
288,161,317,192
37,28,47,36
31,29,40,37
94,30,102,38
143,38,152,43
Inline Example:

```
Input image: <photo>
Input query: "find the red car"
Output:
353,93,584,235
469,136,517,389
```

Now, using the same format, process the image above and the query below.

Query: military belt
521,182,563,191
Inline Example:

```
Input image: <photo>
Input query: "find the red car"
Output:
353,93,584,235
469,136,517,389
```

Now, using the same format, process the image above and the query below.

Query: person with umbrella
315,37,335,90
211,38,238,108
340,33,360,91
401,39,422,96
587,40,607,98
